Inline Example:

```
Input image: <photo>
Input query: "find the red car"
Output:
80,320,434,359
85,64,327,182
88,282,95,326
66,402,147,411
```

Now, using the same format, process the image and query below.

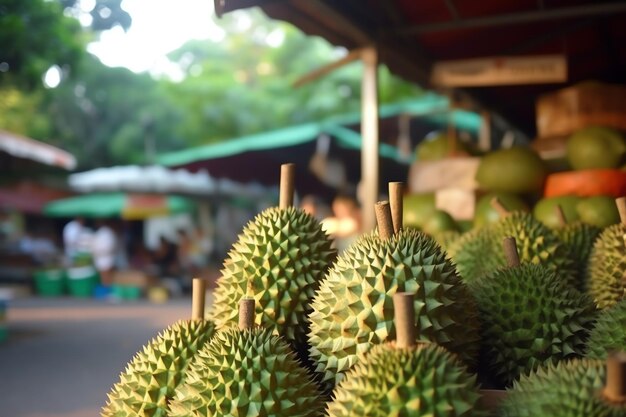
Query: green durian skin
500,359,626,417
168,327,323,417
327,343,487,417
587,223,626,309
587,300,626,359
207,207,336,348
308,228,481,386
556,222,601,291
450,212,576,287
102,319,216,417
470,263,596,387
432,229,463,254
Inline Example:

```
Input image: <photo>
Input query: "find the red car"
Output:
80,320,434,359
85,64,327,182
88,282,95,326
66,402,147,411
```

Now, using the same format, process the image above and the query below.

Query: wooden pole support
238,298,256,330
503,236,521,267
279,163,296,209
191,278,206,320
603,351,626,403
393,292,416,349
617,197,626,225
375,201,394,240
490,197,510,217
388,182,404,234
555,205,567,226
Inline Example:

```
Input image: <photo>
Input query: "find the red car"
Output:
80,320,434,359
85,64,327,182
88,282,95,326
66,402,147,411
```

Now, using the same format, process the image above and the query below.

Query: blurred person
300,194,331,221
62,216,85,260
92,220,116,286
322,194,362,253
152,235,179,278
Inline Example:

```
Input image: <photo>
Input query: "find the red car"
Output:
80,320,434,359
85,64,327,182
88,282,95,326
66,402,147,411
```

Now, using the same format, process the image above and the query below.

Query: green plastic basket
66,266,99,298
111,285,142,300
33,269,66,296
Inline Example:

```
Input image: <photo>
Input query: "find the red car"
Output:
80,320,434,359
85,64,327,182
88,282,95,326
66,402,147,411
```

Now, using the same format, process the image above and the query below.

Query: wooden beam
397,3,626,34
361,47,379,232
293,48,365,88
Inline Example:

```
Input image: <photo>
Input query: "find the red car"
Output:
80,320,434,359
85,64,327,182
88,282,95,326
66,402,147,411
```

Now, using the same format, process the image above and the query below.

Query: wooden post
375,201,394,240
238,298,256,330
279,163,295,209
478,110,491,152
393,292,416,349
388,182,404,234
503,236,521,267
555,205,567,226
490,197,510,217
361,46,379,233
617,197,626,225
191,278,206,320
603,351,626,403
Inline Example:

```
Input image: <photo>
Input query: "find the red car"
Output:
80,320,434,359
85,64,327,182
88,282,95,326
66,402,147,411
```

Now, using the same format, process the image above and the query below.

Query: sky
84,0,232,79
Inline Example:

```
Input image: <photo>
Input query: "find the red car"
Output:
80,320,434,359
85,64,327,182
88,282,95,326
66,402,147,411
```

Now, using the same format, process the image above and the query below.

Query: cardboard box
113,270,152,288
435,188,477,220
408,157,480,193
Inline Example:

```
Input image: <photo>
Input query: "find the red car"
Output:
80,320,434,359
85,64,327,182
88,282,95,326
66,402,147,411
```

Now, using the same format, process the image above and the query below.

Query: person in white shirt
63,217,85,260
92,221,116,286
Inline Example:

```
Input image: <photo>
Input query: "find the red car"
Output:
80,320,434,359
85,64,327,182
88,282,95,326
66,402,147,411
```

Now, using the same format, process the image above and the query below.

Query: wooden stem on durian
503,236,521,268
603,351,626,403
617,197,626,226
393,292,416,349
490,197,510,218
279,163,296,209
388,182,404,234
191,278,206,320
555,205,567,227
238,298,256,330
375,201,394,240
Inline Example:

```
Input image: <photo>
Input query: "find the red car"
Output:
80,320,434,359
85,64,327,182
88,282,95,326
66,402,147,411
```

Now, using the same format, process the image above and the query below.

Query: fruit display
207,164,336,353
102,279,215,417
308,200,480,386
469,237,596,387
566,126,626,170
586,300,626,359
326,293,485,417
169,299,323,417
476,147,547,194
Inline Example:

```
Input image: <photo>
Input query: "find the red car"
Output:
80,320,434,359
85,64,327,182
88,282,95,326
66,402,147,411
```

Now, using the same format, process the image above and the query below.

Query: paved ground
0,296,206,417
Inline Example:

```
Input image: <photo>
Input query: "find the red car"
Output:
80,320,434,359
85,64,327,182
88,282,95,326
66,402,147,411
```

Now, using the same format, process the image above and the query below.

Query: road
0,296,201,417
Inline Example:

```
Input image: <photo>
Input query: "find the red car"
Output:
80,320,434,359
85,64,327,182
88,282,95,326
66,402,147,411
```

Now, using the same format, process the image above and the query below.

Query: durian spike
603,351,626,403
279,163,296,209
555,204,568,227
616,197,626,225
388,182,404,234
502,236,521,267
375,201,394,240
191,278,206,320
490,197,510,218
238,298,256,330
393,292,416,349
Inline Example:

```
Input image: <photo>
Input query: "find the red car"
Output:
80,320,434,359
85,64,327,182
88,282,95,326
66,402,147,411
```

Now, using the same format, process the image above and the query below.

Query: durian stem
191,278,206,320
279,163,296,209
238,298,256,330
393,292,416,349
555,205,567,226
375,201,394,240
490,197,510,217
603,351,626,403
388,182,404,234
503,236,521,267
616,197,626,225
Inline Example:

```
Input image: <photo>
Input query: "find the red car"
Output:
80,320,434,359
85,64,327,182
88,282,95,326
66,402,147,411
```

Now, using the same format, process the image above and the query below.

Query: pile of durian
103,164,626,417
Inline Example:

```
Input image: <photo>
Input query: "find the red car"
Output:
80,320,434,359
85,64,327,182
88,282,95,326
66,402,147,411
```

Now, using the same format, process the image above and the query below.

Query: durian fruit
168,299,323,417
470,237,596,387
432,229,462,253
326,292,486,417
207,163,336,351
500,354,626,417
309,197,480,385
586,197,626,309
103,279,215,417
587,300,626,359
449,198,576,287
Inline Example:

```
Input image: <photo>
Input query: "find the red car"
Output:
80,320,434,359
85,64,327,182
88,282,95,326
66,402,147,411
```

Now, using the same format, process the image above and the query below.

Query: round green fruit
416,133,470,161
567,126,626,170
533,195,582,228
476,147,547,194
403,193,436,228
422,209,458,235
576,196,621,227
474,192,528,228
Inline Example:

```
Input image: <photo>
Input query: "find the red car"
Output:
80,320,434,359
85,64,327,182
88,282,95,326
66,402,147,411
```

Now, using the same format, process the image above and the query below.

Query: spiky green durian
555,222,601,291
102,319,216,417
587,300,626,359
207,207,336,349
470,263,596,387
432,229,462,253
450,212,576,286
168,327,323,417
587,223,626,308
308,228,480,385
500,359,626,417
327,342,486,417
